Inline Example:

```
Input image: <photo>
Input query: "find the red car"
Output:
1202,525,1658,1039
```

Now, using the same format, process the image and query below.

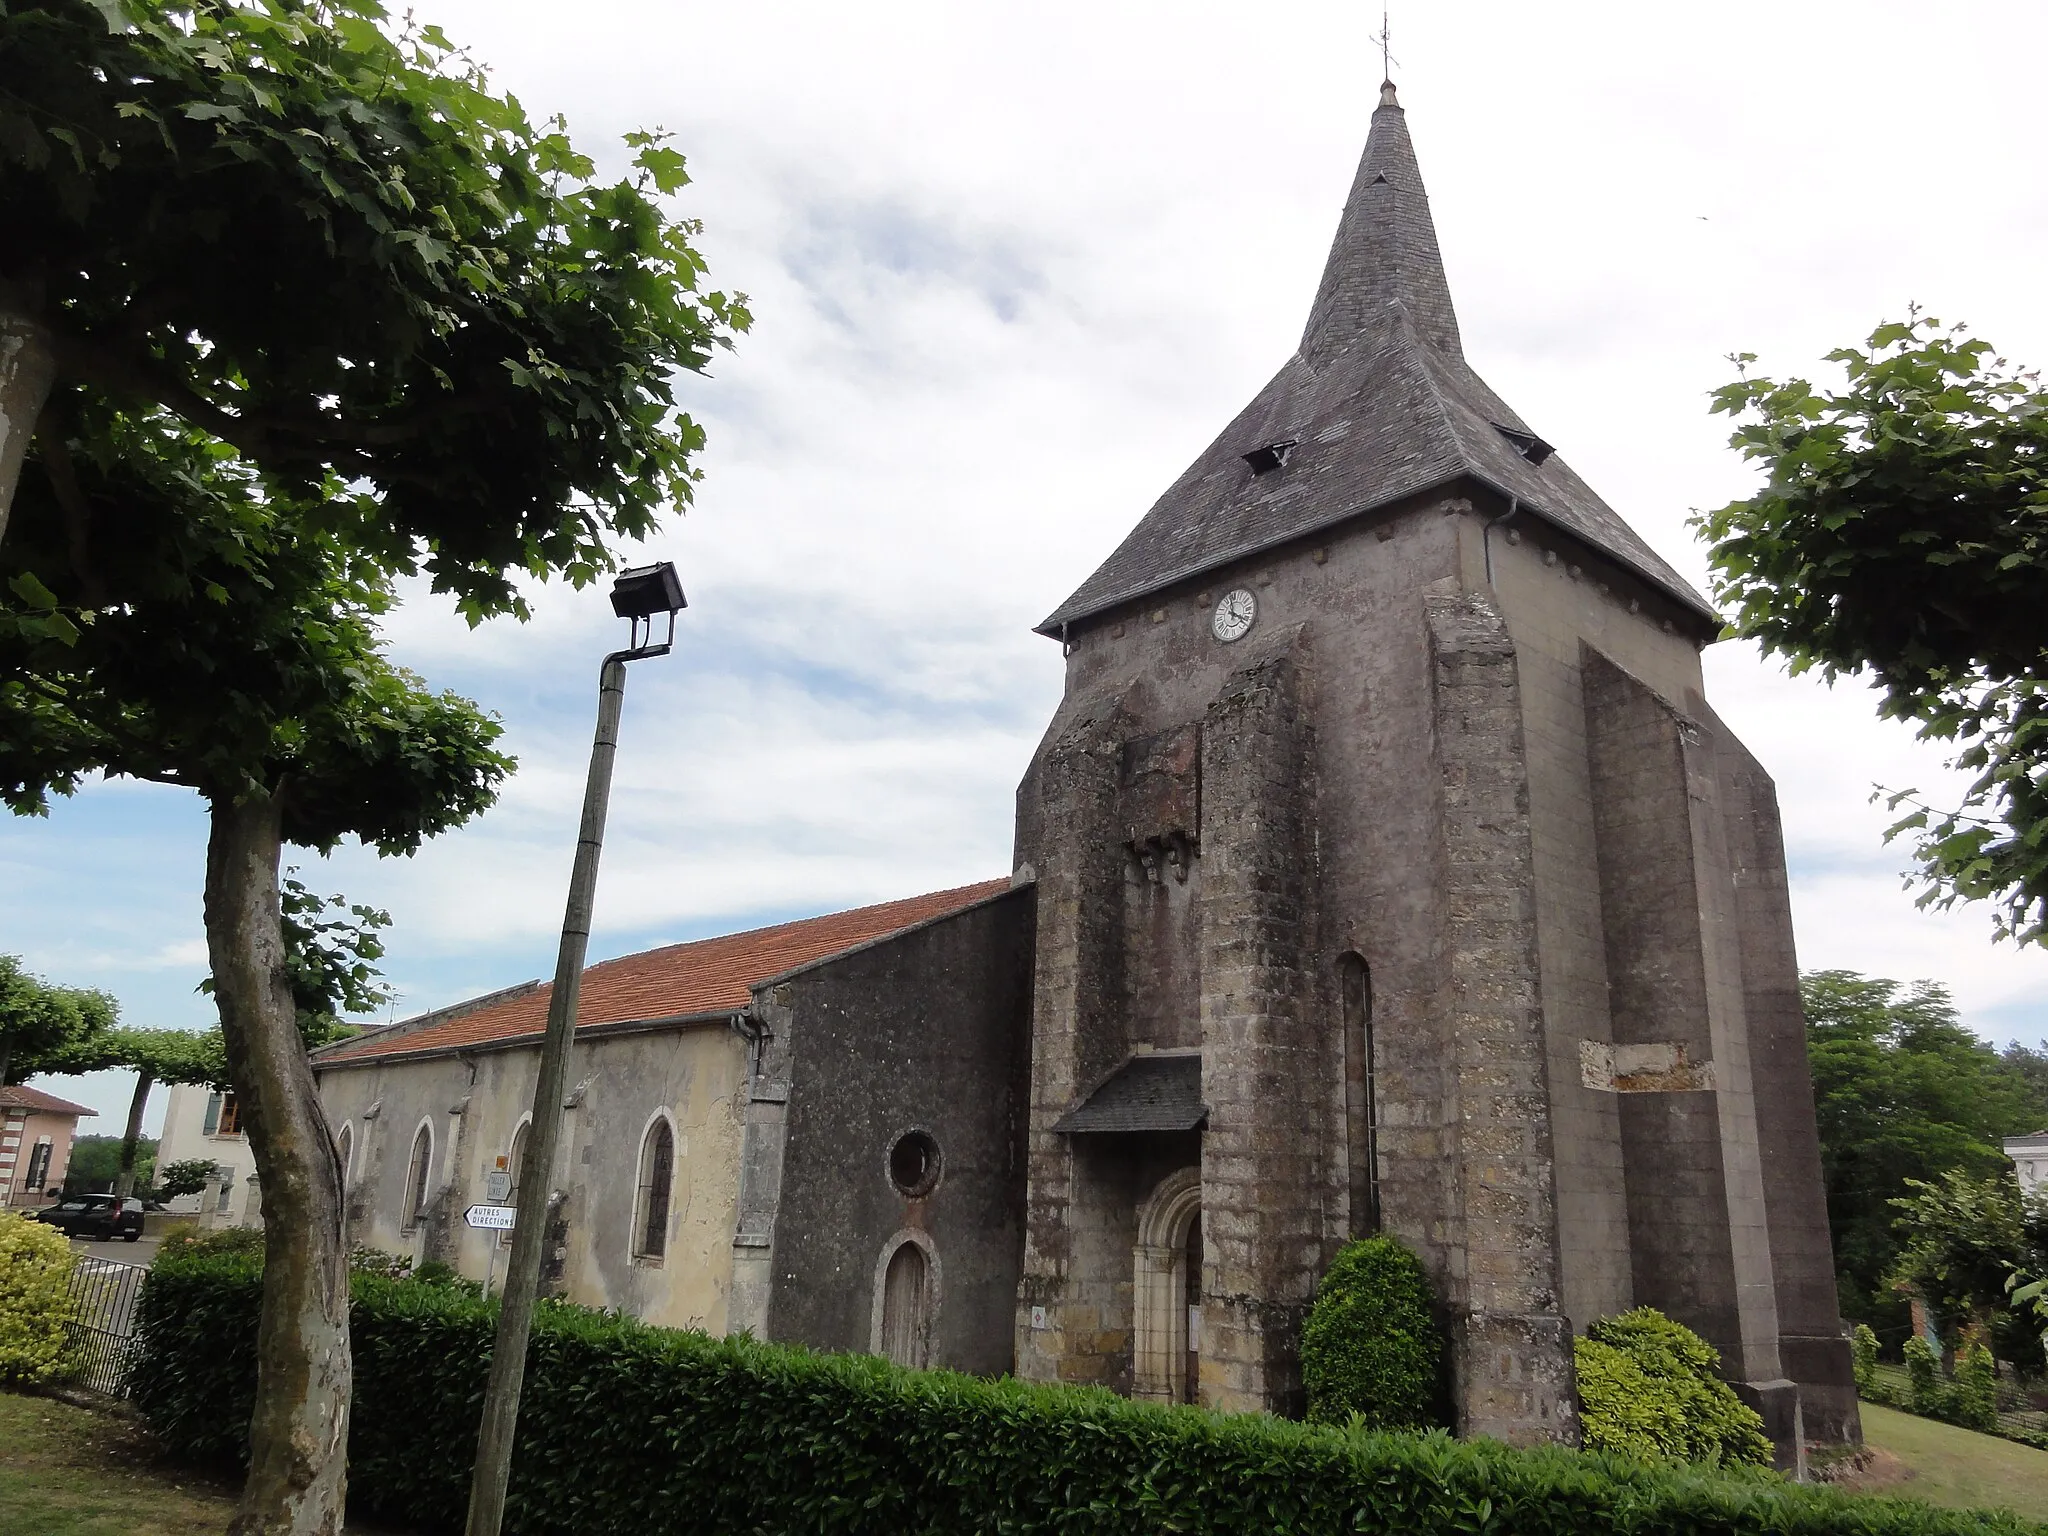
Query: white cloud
8,0,2048,1132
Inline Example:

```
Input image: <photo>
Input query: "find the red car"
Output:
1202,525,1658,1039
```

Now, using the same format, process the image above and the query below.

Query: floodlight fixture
609,561,686,654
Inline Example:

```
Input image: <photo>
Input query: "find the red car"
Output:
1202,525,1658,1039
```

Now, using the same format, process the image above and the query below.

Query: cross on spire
1376,5,1398,86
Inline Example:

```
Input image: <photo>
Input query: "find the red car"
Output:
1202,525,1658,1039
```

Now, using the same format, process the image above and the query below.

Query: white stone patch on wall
1578,1040,1717,1094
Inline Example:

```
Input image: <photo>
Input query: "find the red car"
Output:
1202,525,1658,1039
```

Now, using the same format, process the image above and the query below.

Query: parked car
31,1193,145,1241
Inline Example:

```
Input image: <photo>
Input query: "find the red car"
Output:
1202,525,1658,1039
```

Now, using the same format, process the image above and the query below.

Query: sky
7,0,2048,1137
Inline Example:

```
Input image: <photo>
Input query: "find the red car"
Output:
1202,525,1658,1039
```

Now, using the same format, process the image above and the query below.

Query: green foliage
0,951,117,1082
61,1133,155,1194
1698,315,2048,945
1573,1310,1773,1469
1955,1342,2000,1433
1905,1336,1942,1415
155,1224,266,1264
1300,1235,1444,1429
1888,1170,2048,1346
345,1247,413,1280
1802,969,2048,1334
0,394,514,843
406,1259,479,1297
0,0,747,617
1851,1324,1887,1403
1900,1335,2004,1434
127,1254,2039,1536
196,872,394,1047
155,1159,217,1204
277,874,393,1044
0,1209,74,1384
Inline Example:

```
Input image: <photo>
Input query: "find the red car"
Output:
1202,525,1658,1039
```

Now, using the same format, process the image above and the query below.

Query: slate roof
1053,1053,1207,1134
0,1084,96,1117
316,879,1014,1066
1038,84,1716,635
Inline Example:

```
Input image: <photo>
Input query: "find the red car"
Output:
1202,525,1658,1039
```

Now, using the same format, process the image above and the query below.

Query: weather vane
1377,6,1398,82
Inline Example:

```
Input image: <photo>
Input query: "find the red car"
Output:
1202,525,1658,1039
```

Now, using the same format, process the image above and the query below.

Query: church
311,83,1857,1461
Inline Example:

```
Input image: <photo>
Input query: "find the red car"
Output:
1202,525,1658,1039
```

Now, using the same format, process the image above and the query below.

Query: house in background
0,1084,96,1208
156,1082,262,1227
2007,1132,2048,1197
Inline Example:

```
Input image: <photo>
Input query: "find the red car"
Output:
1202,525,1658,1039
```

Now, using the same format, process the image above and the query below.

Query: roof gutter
1036,472,1721,639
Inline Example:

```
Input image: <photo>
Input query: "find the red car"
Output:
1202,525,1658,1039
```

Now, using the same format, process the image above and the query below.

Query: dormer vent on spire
1493,424,1555,465
1241,439,1298,475
1035,90,1719,636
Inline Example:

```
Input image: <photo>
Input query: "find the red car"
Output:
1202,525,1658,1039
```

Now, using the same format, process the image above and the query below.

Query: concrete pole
464,653,631,1536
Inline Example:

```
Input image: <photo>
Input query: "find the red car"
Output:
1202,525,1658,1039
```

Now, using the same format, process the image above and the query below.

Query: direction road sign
465,1204,517,1231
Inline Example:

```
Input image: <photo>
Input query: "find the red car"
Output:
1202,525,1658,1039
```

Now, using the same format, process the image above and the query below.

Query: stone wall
315,1022,748,1333
745,889,1035,1375
1581,650,1784,1394
1197,638,1322,1413
1424,593,1577,1445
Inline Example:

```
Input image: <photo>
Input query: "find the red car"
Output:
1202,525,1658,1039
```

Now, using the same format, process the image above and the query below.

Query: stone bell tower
1009,82,1856,1457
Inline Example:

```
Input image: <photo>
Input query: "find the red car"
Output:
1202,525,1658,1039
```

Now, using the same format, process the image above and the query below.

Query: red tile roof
1,1084,97,1117
318,879,1013,1066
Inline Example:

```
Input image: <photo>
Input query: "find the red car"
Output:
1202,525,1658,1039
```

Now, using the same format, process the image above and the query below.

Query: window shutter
203,1092,222,1134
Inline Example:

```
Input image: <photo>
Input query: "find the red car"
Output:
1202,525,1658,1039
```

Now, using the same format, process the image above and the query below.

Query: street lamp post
463,562,687,1536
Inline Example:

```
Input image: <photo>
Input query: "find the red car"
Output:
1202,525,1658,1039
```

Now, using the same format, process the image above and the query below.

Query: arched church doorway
872,1232,937,1369
1133,1166,1203,1403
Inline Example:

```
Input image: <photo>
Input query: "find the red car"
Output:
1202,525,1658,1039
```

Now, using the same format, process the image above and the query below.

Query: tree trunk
114,1068,155,1200
0,306,57,547
204,789,351,1536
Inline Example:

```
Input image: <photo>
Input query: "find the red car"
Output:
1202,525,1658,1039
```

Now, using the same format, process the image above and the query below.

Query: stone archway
1132,1166,1203,1403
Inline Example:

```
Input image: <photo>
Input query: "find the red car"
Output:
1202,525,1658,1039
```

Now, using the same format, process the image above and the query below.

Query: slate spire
1037,89,1717,636
1299,80,1462,368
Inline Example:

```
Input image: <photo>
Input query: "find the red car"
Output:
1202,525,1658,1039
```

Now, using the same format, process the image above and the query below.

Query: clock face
1212,588,1257,643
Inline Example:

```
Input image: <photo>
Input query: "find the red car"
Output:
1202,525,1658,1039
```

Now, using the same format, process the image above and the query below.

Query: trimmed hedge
1300,1235,1445,1429
133,1253,2042,1536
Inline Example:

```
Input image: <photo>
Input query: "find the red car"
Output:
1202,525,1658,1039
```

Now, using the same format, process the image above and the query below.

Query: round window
888,1129,942,1198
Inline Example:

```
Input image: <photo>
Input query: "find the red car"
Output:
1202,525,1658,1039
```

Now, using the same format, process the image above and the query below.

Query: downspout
1481,494,1521,589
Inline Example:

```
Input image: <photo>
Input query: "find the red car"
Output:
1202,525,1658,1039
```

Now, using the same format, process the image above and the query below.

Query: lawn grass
0,1386,240,1536
1860,1400,2048,1523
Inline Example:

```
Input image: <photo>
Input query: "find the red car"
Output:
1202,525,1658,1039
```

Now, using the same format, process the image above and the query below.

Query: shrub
0,1209,75,1384
1850,1323,1886,1403
1953,1341,1999,1432
156,1223,266,1263
1299,1236,1443,1429
1574,1309,1773,1468
410,1259,481,1297
1904,1334,1942,1415
125,1253,2037,1536
347,1246,413,1279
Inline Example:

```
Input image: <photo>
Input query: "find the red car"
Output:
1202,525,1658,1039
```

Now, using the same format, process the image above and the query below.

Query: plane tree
1,399,513,1533
1700,315,2048,945
25,878,390,1199
1,10,742,1532
0,952,115,1086
0,0,745,613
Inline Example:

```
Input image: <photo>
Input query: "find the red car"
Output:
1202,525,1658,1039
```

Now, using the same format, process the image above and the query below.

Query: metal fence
64,1256,146,1397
